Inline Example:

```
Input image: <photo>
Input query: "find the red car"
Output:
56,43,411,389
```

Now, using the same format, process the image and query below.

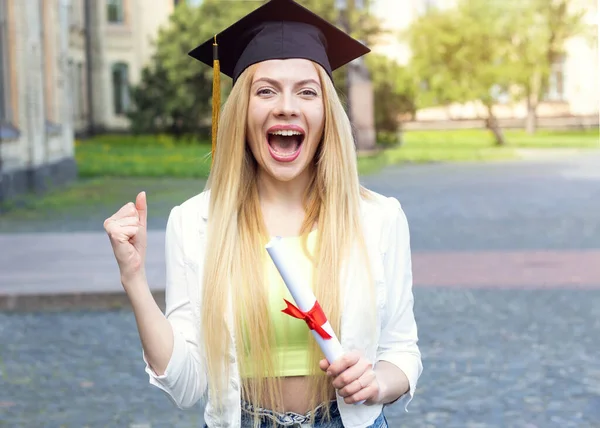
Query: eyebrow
252,77,321,88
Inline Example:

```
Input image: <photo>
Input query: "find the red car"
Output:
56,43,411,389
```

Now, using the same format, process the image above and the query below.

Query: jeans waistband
240,398,341,427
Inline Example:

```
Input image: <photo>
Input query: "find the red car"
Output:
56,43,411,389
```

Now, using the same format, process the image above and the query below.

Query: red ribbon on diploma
281,299,332,340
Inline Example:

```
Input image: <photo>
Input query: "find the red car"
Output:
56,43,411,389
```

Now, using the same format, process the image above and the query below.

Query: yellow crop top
239,230,317,378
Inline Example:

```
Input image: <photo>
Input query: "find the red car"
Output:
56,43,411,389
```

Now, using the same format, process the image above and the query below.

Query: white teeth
269,130,303,136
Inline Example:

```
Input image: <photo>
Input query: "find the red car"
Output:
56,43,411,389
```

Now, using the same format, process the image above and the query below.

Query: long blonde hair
200,61,374,420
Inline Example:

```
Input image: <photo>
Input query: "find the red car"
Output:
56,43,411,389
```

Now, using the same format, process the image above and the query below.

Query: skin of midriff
243,376,335,414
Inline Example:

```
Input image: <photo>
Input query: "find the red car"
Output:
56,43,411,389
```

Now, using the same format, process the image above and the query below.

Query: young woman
103,1,422,427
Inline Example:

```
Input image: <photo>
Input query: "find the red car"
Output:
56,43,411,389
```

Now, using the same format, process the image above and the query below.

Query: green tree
299,0,383,101
510,0,588,134
128,0,264,138
365,54,416,146
406,0,521,145
128,0,383,139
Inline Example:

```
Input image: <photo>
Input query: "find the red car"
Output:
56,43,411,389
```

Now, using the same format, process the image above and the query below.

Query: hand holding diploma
319,351,383,405
266,236,377,405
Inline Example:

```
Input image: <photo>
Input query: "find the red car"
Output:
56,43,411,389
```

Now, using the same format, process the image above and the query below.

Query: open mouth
267,129,305,162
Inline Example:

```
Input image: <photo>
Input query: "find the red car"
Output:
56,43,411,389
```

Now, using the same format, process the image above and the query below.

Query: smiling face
246,59,325,184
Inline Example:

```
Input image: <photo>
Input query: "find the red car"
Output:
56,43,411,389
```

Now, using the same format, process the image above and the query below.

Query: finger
104,217,141,234
115,217,142,228
338,378,363,399
332,359,371,395
319,359,330,372
326,351,361,377
331,357,371,390
338,369,376,398
108,226,140,243
345,381,379,405
136,191,147,229
133,192,148,254
110,202,139,221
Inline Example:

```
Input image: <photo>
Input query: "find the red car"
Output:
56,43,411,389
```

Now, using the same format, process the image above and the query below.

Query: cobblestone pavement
361,153,600,252
2,153,600,427
1,288,599,428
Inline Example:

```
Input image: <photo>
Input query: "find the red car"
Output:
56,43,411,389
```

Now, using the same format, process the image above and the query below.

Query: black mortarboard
187,0,370,163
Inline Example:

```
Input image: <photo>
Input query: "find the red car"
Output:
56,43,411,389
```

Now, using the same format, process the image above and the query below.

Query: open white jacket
143,189,422,427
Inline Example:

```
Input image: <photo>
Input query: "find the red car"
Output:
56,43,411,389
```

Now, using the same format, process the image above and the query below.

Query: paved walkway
1,234,599,307
0,232,166,295
2,287,598,427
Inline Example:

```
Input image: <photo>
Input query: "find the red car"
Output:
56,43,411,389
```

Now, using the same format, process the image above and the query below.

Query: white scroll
265,236,345,364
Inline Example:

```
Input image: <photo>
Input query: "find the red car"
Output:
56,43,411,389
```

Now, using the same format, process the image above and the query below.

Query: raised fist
104,191,148,283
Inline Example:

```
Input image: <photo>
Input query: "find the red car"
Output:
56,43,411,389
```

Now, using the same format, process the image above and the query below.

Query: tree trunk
485,104,506,146
525,99,537,135
395,121,404,148
525,73,541,135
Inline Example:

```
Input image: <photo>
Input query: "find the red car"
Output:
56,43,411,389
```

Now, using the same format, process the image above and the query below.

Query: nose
273,91,300,118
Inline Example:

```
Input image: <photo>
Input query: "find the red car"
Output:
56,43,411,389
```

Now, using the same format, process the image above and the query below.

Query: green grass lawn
1,128,596,231
358,128,599,174
75,134,213,178
402,128,599,148
75,128,599,179
0,177,206,233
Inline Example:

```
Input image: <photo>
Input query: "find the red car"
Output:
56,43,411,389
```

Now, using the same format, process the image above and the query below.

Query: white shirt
143,189,422,427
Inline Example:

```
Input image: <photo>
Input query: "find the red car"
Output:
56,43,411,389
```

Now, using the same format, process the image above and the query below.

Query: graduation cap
188,0,371,163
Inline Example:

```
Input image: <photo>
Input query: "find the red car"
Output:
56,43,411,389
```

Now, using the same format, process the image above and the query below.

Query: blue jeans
237,399,388,427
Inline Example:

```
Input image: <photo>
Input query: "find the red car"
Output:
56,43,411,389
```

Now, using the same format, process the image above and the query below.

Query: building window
107,0,124,23
545,54,566,101
112,62,130,115
0,0,12,125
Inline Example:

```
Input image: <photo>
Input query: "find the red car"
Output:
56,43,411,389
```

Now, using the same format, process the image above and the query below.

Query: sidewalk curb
0,290,166,312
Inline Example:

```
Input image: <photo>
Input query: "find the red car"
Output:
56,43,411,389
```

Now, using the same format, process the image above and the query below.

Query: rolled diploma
265,236,345,364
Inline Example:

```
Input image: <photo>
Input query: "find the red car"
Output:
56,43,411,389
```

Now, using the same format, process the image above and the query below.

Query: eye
299,89,318,97
257,88,275,96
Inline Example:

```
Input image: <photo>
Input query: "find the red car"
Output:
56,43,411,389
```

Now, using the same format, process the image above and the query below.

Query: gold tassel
211,35,220,166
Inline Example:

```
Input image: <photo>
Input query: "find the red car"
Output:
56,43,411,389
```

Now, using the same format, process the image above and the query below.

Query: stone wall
0,0,76,206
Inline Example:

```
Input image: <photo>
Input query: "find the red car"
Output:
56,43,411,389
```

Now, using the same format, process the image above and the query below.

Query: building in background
0,0,176,203
0,0,76,205
68,0,175,134
371,0,599,128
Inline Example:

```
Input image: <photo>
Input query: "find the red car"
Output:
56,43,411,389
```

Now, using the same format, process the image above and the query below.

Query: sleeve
142,205,208,409
375,197,423,411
